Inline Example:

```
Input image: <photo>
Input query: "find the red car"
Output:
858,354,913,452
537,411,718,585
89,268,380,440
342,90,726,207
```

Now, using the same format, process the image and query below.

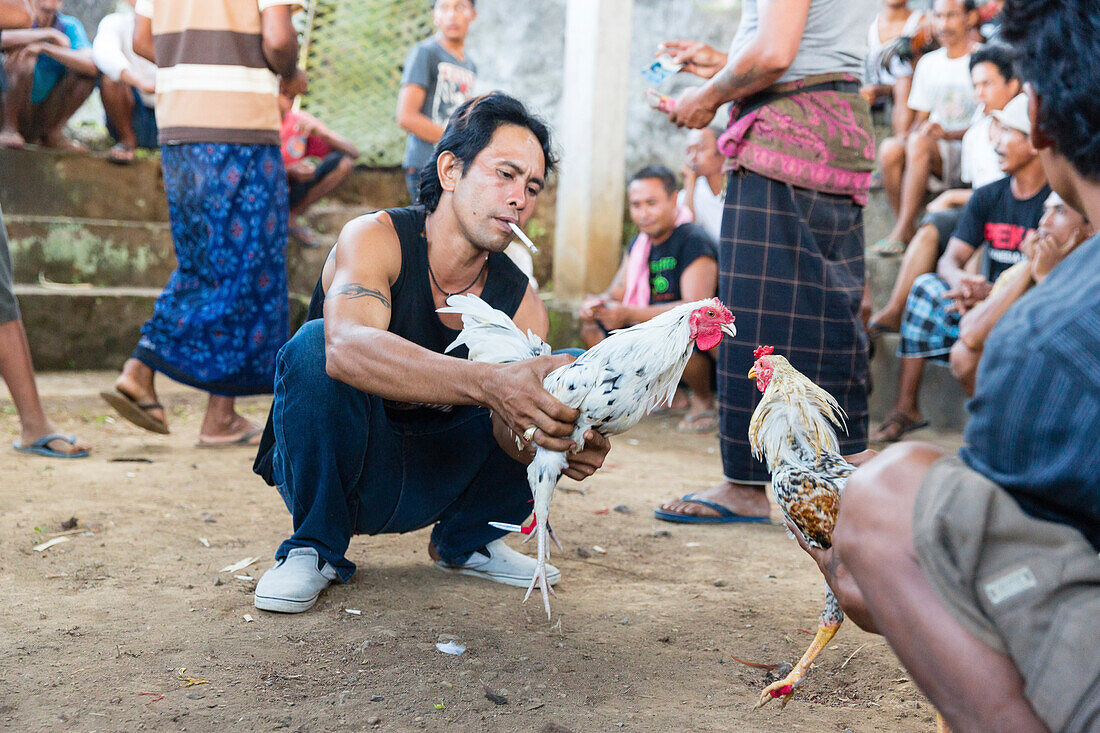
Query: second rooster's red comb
753,345,774,360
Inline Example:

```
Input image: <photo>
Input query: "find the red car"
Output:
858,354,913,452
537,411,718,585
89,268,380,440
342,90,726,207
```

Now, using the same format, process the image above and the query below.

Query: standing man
1,0,89,458
92,0,157,164
101,0,299,446
396,0,476,202
0,0,97,149
654,0,876,523
252,94,611,613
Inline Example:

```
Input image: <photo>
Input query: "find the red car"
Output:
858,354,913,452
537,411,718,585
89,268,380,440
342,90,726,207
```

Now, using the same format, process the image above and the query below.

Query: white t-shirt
92,11,157,108
865,11,924,86
961,114,1004,188
907,47,979,131
677,177,723,243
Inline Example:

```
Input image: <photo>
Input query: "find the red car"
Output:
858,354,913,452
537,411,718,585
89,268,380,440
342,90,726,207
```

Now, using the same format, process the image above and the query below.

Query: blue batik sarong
134,143,289,395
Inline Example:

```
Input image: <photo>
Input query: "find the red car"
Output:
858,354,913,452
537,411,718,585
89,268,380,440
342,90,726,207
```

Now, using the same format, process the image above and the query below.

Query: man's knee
905,132,936,160
278,319,328,381
835,442,946,555
335,155,354,176
879,137,905,165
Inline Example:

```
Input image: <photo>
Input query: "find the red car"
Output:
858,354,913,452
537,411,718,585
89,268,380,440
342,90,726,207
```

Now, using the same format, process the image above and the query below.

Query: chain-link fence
299,0,433,167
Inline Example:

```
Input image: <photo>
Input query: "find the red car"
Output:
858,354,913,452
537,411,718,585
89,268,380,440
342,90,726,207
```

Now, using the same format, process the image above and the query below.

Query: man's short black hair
968,43,1017,82
418,92,555,213
1001,0,1100,179
628,165,678,196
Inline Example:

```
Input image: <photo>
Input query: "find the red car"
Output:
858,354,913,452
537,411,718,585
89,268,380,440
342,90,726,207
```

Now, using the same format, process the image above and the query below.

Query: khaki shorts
934,138,964,190
914,457,1100,732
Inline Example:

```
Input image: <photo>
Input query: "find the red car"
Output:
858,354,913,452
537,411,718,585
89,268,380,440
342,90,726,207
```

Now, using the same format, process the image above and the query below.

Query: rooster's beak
747,366,756,379
720,323,737,339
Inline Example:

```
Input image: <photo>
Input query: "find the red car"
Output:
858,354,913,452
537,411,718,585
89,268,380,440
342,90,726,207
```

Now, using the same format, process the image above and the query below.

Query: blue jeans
269,320,532,582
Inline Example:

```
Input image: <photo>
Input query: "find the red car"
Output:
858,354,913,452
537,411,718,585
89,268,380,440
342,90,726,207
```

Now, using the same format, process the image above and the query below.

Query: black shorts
919,208,963,257
288,152,348,209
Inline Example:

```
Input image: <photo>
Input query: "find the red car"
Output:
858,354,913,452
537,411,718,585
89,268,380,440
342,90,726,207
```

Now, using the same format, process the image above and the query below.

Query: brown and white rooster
746,345,856,710
440,293,736,618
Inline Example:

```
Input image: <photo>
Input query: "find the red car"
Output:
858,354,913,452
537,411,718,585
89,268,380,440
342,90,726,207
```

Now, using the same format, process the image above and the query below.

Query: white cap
991,94,1031,135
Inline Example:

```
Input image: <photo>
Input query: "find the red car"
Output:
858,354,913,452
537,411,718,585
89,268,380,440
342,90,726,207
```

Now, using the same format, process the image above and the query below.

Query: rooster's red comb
753,345,774,360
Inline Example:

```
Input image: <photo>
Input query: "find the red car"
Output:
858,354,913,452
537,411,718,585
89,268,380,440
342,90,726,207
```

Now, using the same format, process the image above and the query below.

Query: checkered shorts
899,273,960,361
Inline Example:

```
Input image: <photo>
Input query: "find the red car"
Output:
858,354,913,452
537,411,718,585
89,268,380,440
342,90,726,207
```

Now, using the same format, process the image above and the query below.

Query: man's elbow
757,47,795,78
262,35,298,76
323,327,356,384
395,108,414,133
949,342,978,396
9,8,32,28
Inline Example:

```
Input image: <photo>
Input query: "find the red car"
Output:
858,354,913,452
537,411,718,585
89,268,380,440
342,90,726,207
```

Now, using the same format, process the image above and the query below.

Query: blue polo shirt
31,13,90,105
960,232,1100,550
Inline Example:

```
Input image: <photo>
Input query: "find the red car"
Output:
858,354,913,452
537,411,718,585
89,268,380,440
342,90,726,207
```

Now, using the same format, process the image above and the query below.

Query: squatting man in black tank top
251,93,612,614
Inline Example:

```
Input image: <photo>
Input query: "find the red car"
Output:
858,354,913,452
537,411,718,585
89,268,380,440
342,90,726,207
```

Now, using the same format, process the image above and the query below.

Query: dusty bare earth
1,372,960,732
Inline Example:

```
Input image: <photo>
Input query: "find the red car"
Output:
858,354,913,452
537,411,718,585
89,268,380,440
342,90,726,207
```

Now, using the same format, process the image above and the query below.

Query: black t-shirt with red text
952,176,1050,282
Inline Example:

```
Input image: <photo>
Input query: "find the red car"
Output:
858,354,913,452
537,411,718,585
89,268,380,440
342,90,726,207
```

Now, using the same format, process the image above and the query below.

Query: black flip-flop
100,388,169,434
871,412,928,443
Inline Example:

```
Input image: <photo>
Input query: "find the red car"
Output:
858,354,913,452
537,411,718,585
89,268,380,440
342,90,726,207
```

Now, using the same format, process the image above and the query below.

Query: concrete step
6,214,176,288
15,284,309,371
869,332,969,431
6,213,329,297
0,147,168,222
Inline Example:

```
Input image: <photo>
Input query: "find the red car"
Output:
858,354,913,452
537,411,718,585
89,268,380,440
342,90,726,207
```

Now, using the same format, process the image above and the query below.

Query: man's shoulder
914,47,948,71
411,37,442,59
674,222,718,252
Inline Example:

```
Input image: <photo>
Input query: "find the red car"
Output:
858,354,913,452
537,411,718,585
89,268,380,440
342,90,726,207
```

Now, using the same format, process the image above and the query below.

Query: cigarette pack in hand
642,54,683,85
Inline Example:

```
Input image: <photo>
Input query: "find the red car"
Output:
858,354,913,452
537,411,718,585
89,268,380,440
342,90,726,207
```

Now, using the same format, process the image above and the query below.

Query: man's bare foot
19,423,90,456
198,412,261,445
114,359,166,428
0,129,25,148
657,481,770,520
867,309,901,334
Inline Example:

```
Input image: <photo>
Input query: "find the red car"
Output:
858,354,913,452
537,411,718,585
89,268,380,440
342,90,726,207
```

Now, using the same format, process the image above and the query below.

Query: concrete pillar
552,0,633,299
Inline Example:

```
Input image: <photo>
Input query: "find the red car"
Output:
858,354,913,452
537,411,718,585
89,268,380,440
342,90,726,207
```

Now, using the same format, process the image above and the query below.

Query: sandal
108,143,135,165
866,321,899,341
872,239,906,256
870,412,928,443
677,409,717,433
100,388,169,434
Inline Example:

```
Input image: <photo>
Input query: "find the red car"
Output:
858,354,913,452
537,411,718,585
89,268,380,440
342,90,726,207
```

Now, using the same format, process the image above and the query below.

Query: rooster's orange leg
935,712,951,733
754,620,841,710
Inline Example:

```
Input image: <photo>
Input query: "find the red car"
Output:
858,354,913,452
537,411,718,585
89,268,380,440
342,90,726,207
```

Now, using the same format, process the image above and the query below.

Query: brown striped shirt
135,0,301,146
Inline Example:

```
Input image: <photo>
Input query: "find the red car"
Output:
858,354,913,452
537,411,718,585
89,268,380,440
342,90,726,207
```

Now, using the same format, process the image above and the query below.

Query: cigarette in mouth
508,221,539,254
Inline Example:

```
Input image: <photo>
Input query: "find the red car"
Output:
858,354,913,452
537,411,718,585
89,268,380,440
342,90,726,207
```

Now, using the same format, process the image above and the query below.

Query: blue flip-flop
13,433,89,459
653,493,770,524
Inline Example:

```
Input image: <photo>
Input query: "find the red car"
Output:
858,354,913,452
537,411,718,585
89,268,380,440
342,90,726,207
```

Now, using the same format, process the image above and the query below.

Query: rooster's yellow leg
935,712,951,733
754,621,841,710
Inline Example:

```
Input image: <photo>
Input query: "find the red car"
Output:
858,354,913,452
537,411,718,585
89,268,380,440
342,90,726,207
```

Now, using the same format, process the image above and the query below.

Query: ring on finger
522,425,539,443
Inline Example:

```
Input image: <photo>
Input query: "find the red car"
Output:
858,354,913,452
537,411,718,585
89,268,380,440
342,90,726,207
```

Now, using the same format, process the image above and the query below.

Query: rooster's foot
753,621,841,711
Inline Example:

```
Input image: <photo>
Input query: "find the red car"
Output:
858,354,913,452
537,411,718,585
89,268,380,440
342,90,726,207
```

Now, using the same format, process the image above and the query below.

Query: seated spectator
875,0,980,254
867,47,1019,337
791,3,1100,728
278,70,360,248
0,0,95,149
92,0,156,164
677,125,723,243
950,191,1092,393
872,93,1049,442
579,165,719,432
862,0,926,137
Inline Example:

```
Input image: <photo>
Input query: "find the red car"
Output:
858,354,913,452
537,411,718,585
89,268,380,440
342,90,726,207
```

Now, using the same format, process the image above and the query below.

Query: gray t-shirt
728,0,875,84
400,37,477,170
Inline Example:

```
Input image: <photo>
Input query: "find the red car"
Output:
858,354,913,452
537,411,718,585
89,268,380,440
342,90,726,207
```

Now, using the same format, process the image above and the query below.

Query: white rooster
439,293,736,617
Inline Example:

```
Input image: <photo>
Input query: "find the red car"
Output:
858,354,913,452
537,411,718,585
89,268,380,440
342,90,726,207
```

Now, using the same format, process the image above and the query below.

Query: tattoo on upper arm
332,283,391,308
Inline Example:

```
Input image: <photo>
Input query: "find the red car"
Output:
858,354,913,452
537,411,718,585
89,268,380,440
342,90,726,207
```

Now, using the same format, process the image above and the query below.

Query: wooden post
552,0,634,299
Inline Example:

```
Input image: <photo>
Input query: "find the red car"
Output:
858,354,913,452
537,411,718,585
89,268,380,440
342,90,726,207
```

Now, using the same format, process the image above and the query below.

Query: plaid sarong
718,170,869,484
899,272,961,362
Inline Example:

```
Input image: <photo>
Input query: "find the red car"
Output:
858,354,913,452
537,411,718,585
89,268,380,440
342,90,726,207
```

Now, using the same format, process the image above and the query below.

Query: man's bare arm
259,5,297,77
36,44,98,76
673,0,809,127
396,84,444,144
133,14,153,63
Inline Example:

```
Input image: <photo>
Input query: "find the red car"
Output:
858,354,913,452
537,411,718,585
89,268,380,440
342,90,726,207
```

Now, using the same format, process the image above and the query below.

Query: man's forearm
399,111,444,145
698,38,790,109
40,46,98,77
325,322,492,407
1,27,52,47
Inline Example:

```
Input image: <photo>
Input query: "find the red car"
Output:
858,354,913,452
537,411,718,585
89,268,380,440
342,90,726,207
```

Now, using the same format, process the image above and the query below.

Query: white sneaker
434,538,561,587
254,547,339,613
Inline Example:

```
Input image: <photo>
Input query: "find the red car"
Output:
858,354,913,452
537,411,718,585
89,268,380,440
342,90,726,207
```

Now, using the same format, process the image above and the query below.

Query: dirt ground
1,372,960,732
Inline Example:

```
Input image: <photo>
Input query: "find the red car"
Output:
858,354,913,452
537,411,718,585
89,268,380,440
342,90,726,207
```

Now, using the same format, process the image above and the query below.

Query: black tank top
254,205,529,484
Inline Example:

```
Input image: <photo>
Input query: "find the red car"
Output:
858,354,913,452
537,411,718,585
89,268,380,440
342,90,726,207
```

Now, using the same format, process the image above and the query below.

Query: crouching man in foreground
791,3,1100,729
252,93,610,613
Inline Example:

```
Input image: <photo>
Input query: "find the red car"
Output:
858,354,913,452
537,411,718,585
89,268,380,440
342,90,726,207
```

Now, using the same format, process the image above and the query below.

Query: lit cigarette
508,221,539,254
